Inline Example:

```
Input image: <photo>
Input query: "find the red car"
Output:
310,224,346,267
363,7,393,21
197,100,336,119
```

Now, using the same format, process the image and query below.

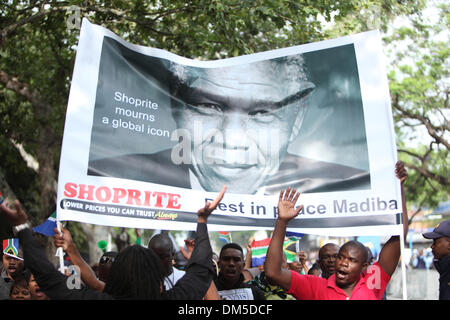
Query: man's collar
217,272,244,289
434,254,450,274
326,273,365,296
326,274,338,290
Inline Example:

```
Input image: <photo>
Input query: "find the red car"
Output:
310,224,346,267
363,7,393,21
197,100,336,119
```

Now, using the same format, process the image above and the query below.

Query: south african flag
251,238,300,267
2,238,21,260
218,231,232,244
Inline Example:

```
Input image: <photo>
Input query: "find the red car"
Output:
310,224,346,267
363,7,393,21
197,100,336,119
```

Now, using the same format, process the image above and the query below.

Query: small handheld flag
286,231,304,240
0,192,4,205
33,211,57,236
2,238,23,261
285,232,304,262
251,238,271,267
283,239,297,263
218,231,232,244
251,237,301,267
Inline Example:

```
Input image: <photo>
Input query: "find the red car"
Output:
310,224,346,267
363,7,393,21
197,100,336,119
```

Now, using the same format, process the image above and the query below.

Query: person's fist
0,199,28,226
53,226,73,252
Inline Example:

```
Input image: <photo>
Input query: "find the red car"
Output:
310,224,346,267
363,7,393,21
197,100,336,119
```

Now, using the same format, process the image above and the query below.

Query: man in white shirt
148,233,185,289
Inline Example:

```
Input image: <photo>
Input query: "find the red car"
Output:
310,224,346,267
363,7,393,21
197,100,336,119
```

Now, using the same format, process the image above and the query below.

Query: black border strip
60,199,401,228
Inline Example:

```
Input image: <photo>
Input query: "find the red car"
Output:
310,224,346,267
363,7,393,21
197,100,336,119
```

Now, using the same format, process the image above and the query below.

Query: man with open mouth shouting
264,161,408,300
1,242,25,300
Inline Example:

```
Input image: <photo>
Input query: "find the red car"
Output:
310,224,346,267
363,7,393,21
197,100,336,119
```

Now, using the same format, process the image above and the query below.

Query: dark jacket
434,255,450,300
0,262,27,300
0,267,13,300
18,222,214,300
215,273,266,300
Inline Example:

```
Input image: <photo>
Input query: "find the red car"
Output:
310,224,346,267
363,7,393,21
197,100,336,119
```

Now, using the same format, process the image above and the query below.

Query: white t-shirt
164,268,185,290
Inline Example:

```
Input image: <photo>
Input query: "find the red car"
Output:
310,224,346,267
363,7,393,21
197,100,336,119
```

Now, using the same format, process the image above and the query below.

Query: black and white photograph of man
88,37,371,195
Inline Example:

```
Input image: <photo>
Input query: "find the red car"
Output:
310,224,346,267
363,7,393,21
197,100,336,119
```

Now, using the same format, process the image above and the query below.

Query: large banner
57,18,403,236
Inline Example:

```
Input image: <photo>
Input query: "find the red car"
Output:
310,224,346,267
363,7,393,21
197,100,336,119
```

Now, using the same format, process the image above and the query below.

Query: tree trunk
80,224,113,265
0,168,15,239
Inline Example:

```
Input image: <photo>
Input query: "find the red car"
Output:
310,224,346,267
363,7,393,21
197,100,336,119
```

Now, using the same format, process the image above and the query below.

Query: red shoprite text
63,182,181,209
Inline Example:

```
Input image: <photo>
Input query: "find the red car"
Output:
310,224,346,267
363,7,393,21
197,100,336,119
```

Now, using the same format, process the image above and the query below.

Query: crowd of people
0,161,449,300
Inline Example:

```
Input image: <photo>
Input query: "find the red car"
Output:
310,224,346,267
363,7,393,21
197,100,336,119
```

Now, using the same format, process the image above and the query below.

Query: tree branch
407,199,426,228
424,176,439,193
79,6,176,37
393,99,450,150
149,4,194,22
0,69,55,150
397,148,423,161
0,70,45,108
1,2,181,46
0,3,60,46
402,161,449,186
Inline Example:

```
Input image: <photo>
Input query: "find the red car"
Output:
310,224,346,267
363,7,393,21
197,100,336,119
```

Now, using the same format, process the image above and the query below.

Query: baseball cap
422,220,450,239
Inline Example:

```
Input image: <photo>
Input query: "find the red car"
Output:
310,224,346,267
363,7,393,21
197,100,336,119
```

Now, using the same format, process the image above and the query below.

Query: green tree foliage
0,0,365,221
383,1,449,215
0,1,442,252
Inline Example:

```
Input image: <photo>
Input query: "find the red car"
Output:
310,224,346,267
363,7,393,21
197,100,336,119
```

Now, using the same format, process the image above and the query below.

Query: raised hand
246,237,254,254
197,185,226,223
395,160,408,184
180,238,195,260
277,188,303,223
0,199,28,226
298,250,307,265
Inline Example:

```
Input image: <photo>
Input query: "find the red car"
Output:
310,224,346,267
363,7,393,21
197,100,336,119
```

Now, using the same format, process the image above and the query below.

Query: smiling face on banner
170,56,315,194
75,22,398,235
